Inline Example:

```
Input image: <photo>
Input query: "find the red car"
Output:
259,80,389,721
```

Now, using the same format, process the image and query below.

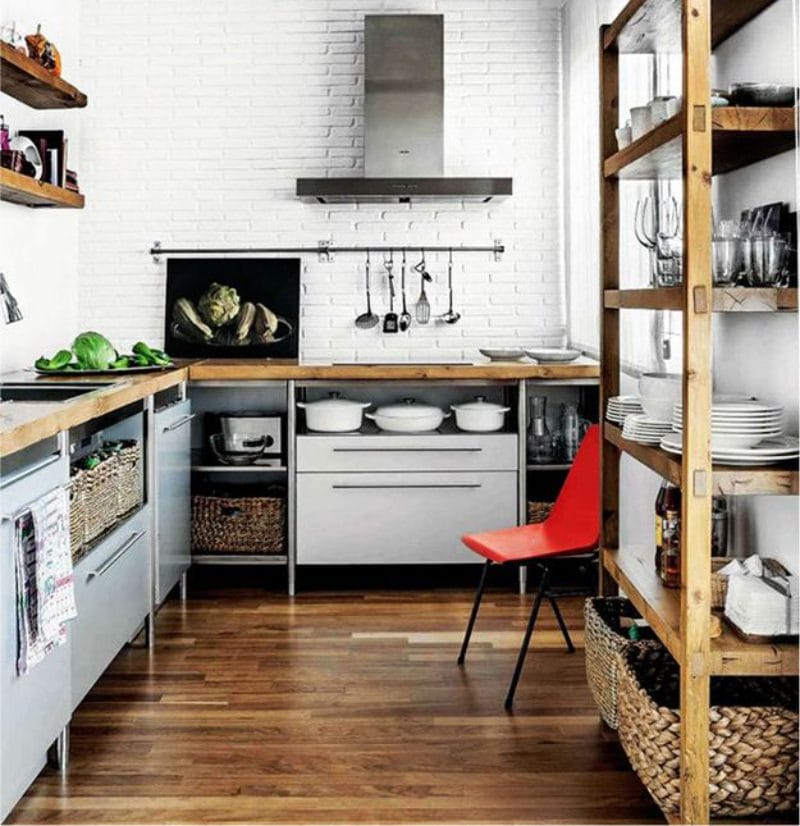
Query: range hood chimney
296,14,512,204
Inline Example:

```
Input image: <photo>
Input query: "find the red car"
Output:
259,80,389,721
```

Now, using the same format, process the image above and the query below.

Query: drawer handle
162,413,195,433
88,531,145,579
0,450,62,491
331,447,482,453
332,483,482,490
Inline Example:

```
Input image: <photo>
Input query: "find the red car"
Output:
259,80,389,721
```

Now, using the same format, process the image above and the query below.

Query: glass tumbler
712,237,742,286
743,234,788,286
656,235,683,286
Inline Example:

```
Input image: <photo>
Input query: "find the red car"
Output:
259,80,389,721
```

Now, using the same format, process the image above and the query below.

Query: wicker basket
527,500,554,524
711,557,730,610
112,441,142,518
617,643,799,818
584,597,655,729
75,457,118,545
192,494,285,554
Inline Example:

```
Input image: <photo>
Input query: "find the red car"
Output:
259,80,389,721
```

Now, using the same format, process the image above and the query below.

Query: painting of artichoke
198,282,241,327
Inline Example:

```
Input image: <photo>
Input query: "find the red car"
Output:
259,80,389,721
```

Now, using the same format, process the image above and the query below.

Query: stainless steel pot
297,392,371,432
451,396,510,432
366,398,449,432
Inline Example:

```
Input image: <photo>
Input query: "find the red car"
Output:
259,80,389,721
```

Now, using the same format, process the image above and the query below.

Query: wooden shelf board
605,287,798,312
603,107,796,180
603,545,798,676
0,42,87,108
0,168,84,208
604,422,799,495
604,0,781,53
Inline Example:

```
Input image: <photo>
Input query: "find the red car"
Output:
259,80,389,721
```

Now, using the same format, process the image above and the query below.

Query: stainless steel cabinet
70,508,149,709
297,470,517,564
0,441,71,822
154,400,192,604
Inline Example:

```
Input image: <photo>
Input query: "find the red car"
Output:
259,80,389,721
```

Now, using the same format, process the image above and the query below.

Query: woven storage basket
74,457,118,545
112,441,142,518
527,500,553,524
711,557,730,610
192,494,285,554
617,643,799,818
584,597,655,729
68,473,87,559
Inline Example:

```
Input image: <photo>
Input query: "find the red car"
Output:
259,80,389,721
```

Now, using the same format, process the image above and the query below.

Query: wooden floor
10,586,664,825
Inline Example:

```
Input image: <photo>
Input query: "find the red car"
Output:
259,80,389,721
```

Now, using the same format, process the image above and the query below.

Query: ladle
439,248,461,324
399,250,411,331
355,250,379,329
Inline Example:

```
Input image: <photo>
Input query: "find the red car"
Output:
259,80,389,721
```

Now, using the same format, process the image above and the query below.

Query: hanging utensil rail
149,240,504,263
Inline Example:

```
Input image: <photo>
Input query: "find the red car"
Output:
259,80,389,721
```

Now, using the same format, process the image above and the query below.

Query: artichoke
198,282,240,328
173,297,213,342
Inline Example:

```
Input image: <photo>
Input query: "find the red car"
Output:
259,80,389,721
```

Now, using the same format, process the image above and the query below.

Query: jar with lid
654,480,681,573
661,509,681,589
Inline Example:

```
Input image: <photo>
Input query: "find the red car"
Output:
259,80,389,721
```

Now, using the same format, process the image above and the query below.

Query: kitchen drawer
1,445,71,822
297,471,517,565
297,433,518,473
70,508,149,709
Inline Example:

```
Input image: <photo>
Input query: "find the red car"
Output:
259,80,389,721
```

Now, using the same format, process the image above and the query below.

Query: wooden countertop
0,359,598,458
0,367,189,459
188,359,600,381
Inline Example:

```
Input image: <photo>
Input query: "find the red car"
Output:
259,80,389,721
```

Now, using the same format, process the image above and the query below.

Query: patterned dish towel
14,487,77,675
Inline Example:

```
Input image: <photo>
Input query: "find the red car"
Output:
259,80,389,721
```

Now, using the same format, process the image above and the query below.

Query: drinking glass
656,234,683,286
712,237,742,286
743,233,789,286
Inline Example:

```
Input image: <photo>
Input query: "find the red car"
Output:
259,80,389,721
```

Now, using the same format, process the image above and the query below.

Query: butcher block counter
0,358,598,457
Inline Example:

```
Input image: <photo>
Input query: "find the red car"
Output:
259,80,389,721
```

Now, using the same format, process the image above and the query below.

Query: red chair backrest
545,424,601,551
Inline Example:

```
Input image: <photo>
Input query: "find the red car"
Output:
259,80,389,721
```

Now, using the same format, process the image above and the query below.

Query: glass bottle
561,402,582,463
527,395,554,464
661,509,681,588
654,480,680,573
711,496,728,557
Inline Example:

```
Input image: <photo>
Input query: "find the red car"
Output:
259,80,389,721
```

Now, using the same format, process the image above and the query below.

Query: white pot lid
375,398,445,419
452,395,509,413
301,392,369,411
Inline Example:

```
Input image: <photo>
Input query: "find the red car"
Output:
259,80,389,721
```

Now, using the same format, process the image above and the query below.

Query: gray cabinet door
297,470,517,564
155,400,192,604
0,448,71,821
70,509,149,709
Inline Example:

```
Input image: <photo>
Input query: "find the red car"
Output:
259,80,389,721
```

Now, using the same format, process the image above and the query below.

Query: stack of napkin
721,555,799,637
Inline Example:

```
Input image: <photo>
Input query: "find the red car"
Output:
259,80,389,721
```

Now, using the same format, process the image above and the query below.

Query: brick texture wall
78,0,564,362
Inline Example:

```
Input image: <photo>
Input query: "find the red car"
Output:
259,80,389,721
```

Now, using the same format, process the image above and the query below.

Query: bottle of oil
661,509,681,588
655,481,680,574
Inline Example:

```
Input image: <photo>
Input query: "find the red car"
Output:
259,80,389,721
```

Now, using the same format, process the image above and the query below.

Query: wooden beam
679,1,713,821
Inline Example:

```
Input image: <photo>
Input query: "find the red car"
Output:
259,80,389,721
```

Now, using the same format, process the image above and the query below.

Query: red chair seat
462,521,597,564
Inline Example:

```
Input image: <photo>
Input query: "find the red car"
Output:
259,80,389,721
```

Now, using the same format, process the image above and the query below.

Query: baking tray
30,363,176,377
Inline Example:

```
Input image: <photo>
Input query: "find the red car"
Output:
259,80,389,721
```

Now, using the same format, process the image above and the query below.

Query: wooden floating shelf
603,545,798,676
0,168,84,208
604,107,796,179
605,287,798,312
604,422,799,495
604,0,781,53
0,41,87,108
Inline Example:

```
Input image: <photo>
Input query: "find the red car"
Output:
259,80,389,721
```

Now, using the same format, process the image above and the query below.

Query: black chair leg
547,594,575,653
457,559,491,665
505,564,550,710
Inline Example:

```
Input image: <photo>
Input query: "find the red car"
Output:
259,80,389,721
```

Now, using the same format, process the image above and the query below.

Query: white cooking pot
297,392,371,432
451,396,511,432
366,398,449,433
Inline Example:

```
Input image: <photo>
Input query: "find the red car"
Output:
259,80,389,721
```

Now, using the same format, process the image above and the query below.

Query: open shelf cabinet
599,1,798,822
0,168,84,208
0,41,87,108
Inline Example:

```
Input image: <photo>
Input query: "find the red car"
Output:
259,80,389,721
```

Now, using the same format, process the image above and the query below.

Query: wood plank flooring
9,587,664,825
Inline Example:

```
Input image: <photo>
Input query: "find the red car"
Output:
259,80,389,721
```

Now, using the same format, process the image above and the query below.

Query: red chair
457,424,600,709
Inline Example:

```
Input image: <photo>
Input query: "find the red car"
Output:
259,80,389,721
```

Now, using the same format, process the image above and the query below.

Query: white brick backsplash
77,0,565,362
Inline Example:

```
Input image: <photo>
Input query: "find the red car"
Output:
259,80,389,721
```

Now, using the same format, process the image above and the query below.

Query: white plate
675,403,782,415
660,433,799,459
525,348,581,363
479,348,527,361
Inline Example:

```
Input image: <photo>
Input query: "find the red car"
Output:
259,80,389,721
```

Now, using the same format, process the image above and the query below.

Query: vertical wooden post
599,27,620,595
680,0,713,822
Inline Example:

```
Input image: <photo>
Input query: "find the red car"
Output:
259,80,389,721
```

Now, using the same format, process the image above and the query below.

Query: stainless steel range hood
296,15,512,204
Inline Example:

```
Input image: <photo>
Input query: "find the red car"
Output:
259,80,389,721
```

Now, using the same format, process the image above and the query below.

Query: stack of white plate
622,413,673,445
672,400,784,450
606,395,644,424
660,432,799,465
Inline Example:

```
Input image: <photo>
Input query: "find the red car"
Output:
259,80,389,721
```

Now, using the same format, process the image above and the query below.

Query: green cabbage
198,282,240,327
72,331,117,370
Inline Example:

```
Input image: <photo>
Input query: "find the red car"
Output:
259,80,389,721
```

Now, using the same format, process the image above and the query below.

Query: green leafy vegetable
71,331,117,370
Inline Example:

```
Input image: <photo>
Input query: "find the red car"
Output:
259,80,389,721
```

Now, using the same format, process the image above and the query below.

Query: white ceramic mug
615,124,632,150
630,106,652,140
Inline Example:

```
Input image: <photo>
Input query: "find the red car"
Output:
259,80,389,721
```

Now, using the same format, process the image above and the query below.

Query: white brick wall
78,0,565,363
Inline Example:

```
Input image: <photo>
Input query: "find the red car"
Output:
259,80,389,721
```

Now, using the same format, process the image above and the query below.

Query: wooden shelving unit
605,287,798,312
604,107,796,179
599,1,797,823
0,167,84,208
0,42,87,108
